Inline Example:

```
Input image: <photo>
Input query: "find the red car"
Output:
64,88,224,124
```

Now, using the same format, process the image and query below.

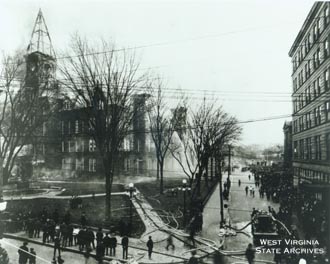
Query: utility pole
218,158,224,228
228,145,231,180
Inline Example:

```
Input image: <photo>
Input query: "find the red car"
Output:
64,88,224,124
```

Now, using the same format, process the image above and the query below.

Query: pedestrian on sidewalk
249,186,253,196
252,187,255,198
53,234,61,259
103,233,111,255
238,179,241,187
245,243,255,264
248,174,251,180
245,186,248,196
96,227,104,245
146,236,153,259
109,234,117,256
29,248,36,264
166,234,175,250
96,241,105,264
121,235,129,259
18,241,29,264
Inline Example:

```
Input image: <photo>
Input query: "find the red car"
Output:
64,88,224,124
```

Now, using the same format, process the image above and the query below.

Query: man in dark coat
109,234,117,256
96,241,105,264
18,241,29,264
53,234,61,259
146,236,153,259
121,236,129,260
96,227,104,245
29,248,36,264
103,233,111,255
87,228,95,249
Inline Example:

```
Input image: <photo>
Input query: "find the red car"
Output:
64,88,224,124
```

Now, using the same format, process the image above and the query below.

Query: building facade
22,10,187,180
289,1,330,242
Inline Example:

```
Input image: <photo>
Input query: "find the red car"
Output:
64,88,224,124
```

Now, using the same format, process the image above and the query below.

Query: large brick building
289,1,330,240
23,10,186,180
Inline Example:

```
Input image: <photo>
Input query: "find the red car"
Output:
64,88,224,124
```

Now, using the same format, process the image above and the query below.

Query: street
202,170,279,263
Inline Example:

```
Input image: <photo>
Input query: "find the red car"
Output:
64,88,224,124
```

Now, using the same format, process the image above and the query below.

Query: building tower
24,9,58,169
25,9,56,96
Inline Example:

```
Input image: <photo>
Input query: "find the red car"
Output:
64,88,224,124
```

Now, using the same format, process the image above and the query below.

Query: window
299,139,304,159
61,141,65,152
89,139,96,152
326,101,330,121
314,107,321,126
317,76,321,95
294,141,298,158
76,158,84,171
306,137,312,159
318,105,323,123
325,38,329,58
313,52,318,69
75,120,79,134
307,86,311,103
293,78,297,92
68,121,71,134
313,80,317,99
42,122,46,136
325,5,330,25
293,120,298,133
318,48,322,64
326,133,330,160
68,140,75,153
313,23,318,40
62,158,71,170
315,135,322,160
325,69,329,91
137,139,141,152
75,140,84,152
64,101,70,110
89,159,96,172
61,121,64,135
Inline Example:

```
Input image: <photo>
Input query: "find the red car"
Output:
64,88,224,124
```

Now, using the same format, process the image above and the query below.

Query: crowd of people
250,165,329,263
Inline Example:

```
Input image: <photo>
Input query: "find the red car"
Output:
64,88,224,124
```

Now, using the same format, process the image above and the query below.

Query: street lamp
128,183,135,234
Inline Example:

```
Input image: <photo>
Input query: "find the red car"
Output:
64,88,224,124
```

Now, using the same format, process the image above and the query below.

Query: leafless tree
147,80,180,194
0,51,57,187
170,98,241,200
59,35,148,220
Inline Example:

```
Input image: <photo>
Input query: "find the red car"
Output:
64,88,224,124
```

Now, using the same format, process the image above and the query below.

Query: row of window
292,4,330,73
294,167,330,184
62,158,97,172
293,43,330,94
293,133,330,161
293,68,330,112
60,137,153,153
61,139,96,153
293,101,330,133
61,120,91,135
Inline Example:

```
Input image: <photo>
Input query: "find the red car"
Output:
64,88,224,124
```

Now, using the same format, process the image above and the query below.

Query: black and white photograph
0,0,329,263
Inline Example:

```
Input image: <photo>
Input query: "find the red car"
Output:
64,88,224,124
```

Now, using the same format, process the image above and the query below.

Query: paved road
201,170,279,263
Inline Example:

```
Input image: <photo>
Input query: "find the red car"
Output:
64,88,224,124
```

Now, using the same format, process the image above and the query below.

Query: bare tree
59,36,148,220
170,98,241,200
0,51,57,189
147,80,179,194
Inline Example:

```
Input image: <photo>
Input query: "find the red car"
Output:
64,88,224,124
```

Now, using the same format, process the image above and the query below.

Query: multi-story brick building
289,1,330,240
24,10,186,180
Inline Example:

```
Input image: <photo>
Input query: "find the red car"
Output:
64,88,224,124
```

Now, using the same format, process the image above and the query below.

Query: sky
0,0,316,147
